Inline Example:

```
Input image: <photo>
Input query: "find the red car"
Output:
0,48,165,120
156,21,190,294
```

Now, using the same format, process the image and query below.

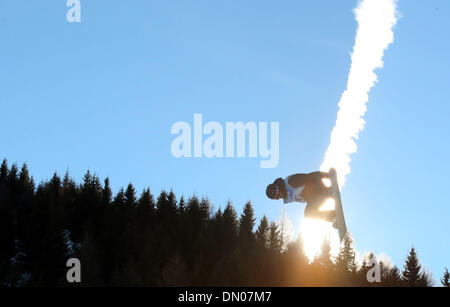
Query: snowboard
329,168,348,242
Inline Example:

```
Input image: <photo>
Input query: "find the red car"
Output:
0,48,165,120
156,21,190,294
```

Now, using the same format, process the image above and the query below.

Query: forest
0,159,448,287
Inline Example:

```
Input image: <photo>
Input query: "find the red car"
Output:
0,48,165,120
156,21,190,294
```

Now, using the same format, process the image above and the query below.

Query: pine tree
418,270,433,287
155,191,179,266
236,202,257,283
124,183,138,225
317,238,333,269
138,188,154,209
289,235,307,263
335,233,357,285
441,268,450,287
124,183,137,207
223,201,239,236
387,266,402,286
28,175,69,285
62,171,76,201
185,196,202,237
221,201,239,251
113,188,125,206
210,208,223,238
199,197,211,228
167,190,178,213
0,159,8,179
13,164,36,285
255,215,269,249
402,246,422,287
8,163,19,186
136,188,155,234
19,164,34,193
239,201,256,246
0,160,14,286
61,171,77,240
282,235,308,286
75,171,102,241
157,190,178,225
102,178,112,207
268,222,282,254
265,221,283,285
178,195,186,215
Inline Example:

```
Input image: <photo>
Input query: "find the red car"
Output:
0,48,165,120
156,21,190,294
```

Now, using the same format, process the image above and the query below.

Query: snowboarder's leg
304,199,336,222
302,180,332,204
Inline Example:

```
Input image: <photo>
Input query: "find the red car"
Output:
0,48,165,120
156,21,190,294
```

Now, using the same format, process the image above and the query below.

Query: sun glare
319,198,335,211
300,218,340,261
322,178,332,188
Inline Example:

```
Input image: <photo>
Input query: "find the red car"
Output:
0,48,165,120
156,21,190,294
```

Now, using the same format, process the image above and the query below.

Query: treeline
0,159,448,287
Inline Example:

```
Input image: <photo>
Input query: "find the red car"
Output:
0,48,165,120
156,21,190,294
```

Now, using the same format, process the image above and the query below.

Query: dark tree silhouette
335,233,357,285
0,158,439,287
316,239,333,270
441,268,450,287
402,247,424,287
239,201,256,248
268,222,282,254
385,266,402,287
256,215,269,249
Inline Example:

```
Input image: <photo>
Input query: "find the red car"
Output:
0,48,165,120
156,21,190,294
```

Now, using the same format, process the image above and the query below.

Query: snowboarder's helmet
266,183,276,199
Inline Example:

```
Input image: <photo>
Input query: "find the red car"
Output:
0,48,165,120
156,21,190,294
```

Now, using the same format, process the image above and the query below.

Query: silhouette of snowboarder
266,171,336,224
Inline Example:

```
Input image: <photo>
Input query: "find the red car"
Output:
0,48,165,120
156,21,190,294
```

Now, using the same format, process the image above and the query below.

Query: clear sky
1,0,449,282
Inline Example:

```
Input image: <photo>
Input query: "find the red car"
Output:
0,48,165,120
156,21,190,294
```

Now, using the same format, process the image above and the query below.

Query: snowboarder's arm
307,171,329,181
286,174,308,188
287,171,329,188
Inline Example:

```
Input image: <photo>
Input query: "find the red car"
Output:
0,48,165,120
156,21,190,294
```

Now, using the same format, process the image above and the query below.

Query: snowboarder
266,171,337,225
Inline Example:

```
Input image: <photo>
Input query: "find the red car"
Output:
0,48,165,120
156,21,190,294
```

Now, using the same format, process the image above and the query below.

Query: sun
300,198,340,261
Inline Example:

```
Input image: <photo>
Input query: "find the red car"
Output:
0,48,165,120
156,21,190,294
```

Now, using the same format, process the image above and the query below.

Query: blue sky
1,1,449,281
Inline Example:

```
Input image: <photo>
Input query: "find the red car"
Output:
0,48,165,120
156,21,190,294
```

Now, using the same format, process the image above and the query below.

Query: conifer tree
113,188,125,206
317,239,333,269
402,247,422,287
441,268,450,287
199,197,211,228
255,215,269,249
0,160,14,286
167,190,178,213
138,188,154,212
102,178,112,207
239,201,256,246
19,164,35,194
0,159,8,179
223,201,239,238
418,270,433,287
157,190,178,225
387,266,402,286
210,208,223,238
60,171,77,243
268,222,282,254
208,209,238,286
29,175,69,285
335,233,357,285
178,195,186,215
8,163,19,188
124,183,137,207
185,196,202,237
